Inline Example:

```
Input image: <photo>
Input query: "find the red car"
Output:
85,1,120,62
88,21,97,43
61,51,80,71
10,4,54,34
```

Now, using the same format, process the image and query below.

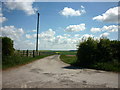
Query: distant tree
2,37,15,56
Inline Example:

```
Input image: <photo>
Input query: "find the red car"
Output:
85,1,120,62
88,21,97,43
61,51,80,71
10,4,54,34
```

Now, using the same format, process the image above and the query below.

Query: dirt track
2,55,118,88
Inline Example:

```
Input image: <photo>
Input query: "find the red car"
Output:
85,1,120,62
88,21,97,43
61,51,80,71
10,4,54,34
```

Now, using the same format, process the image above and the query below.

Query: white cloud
26,34,32,39
90,25,118,33
63,34,70,37
32,29,37,32
90,28,101,33
65,23,86,32
0,25,36,50
93,6,119,23
15,40,35,50
74,34,81,37
4,0,37,15
81,34,94,40
0,8,7,23
100,32,110,38
39,29,55,39
81,5,84,9
1,25,113,50
102,25,118,32
60,6,86,17
0,25,24,40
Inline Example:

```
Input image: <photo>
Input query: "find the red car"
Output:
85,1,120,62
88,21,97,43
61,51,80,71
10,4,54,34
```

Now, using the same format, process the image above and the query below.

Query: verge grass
60,55,120,72
2,54,52,70
60,55,77,64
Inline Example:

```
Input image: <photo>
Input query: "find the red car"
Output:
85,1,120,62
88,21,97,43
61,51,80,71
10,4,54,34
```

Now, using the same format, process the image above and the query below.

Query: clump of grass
2,54,52,70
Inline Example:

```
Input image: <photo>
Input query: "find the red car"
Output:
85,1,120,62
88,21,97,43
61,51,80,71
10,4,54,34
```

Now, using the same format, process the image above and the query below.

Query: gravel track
2,55,118,88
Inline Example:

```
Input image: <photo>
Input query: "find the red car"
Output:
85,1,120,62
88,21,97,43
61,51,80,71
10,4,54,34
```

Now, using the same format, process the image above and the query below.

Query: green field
44,50,77,55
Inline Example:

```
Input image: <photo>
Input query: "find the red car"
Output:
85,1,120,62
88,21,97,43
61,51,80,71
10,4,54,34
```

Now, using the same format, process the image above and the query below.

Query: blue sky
1,2,119,50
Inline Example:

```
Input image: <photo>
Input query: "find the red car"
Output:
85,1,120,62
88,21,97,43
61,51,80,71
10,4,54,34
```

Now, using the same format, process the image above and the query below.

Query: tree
97,38,111,62
76,37,98,67
2,37,15,56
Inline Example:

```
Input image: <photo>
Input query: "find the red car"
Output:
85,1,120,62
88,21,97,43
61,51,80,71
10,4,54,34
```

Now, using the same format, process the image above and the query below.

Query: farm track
2,55,118,88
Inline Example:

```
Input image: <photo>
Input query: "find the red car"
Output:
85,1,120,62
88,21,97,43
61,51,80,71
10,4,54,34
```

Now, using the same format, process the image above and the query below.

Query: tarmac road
2,55,118,88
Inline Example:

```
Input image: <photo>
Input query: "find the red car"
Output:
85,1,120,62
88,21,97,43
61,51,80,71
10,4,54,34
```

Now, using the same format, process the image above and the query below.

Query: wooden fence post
33,50,35,57
17,50,20,55
39,52,40,56
26,50,29,57
23,50,24,56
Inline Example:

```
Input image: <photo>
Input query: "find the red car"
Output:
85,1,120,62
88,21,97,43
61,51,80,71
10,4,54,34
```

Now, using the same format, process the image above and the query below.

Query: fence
16,50,56,57
16,50,40,57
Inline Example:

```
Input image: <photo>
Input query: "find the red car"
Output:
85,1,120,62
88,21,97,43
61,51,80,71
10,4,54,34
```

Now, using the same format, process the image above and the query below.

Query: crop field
40,50,77,55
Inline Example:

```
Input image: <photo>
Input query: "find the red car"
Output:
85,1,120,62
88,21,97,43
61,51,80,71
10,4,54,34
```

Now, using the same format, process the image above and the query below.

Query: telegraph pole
36,12,40,51
118,1,120,41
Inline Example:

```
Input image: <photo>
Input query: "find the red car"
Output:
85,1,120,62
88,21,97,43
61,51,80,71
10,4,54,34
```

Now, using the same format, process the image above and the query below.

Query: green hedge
76,38,120,71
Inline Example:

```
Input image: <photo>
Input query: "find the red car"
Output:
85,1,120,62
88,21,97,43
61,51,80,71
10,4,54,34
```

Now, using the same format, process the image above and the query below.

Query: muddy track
2,55,118,88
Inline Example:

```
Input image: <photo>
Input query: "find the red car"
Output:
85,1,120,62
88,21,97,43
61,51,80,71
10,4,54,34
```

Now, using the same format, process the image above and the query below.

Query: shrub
77,37,98,67
97,38,112,62
2,37,15,56
76,37,120,69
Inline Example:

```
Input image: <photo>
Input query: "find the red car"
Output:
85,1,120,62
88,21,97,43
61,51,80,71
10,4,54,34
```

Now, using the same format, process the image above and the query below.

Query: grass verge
2,54,53,70
92,62,120,72
60,55,120,72
60,55,77,65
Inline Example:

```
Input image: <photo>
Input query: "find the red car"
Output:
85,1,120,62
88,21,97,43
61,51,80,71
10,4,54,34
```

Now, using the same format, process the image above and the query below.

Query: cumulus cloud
4,0,37,15
1,25,112,50
0,8,7,23
90,28,101,33
100,32,110,38
63,34,70,37
90,25,118,33
0,25,36,49
65,24,86,32
102,25,118,32
0,25,24,40
74,34,81,37
60,6,86,17
39,29,55,39
81,34,94,40
93,6,119,23
32,29,37,32
26,34,32,39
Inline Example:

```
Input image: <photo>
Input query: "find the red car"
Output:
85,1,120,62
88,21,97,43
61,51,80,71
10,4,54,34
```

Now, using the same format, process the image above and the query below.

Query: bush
2,37,15,56
77,37,98,67
76,37,120,69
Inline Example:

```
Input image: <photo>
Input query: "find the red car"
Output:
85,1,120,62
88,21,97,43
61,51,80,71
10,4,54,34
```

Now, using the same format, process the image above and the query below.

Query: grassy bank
60,55,77,65
2,54,52,70
60,55,120,72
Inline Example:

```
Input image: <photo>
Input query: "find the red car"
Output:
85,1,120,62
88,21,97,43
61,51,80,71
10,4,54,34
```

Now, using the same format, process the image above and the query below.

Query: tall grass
2,54,52,69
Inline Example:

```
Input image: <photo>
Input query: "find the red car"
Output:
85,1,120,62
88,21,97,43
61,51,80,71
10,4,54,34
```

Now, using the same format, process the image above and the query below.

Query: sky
0,1,119,50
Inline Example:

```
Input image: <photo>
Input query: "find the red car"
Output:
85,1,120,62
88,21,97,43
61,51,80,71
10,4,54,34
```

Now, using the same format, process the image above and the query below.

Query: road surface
2,55,118,88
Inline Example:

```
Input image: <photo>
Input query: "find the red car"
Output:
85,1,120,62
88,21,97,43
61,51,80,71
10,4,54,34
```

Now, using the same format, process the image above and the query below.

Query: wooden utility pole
36,12,40,52
118,1,120,41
